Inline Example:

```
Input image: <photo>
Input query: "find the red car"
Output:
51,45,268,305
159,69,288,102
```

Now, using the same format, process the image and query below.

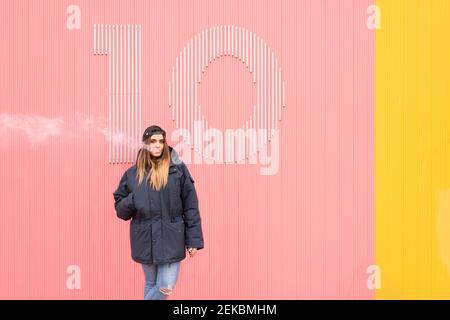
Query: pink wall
0,0,374,299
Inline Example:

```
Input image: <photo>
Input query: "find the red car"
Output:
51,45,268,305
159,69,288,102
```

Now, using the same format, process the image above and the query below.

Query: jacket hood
134,145,182,166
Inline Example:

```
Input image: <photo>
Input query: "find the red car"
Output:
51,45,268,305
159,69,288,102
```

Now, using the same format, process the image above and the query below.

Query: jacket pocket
130,222,152,262
162,220,185,259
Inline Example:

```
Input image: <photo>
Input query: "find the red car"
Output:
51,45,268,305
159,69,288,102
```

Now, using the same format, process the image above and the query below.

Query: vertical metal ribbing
128,25,132,156
123,24,126,162
209,27,212,62
201,30,205,73
194,106,200,152
243,123,246,162
180,47,187,141
233,25,236,57
242,27,245,63
106,24,109,55
254,104,257,156
237,27,241,60
187,41,190,144
245,29,249,67
98,24,101,54
253,33,256,83
115,24,118,162
194,36,198,137
216,26,219,58
282,81,286,108
224,25,226,55
201,114,205,159
204,119,209,161
122,25,128,162
198,33,201,82
271,51,275,139
198,31,203,83
278,68,282,120
194,35,197,86
188,39,192,145
127,25,131,162
104,25,107,56
108,25,112,163
227,25,230,56
215,26,218,58
169,80,172,110
112,25,119,163
211,27,214,61
190,37,193,146
233,26,239,59
241,27,245,62
229,25,233,56
217,26,220,57
103,24,106,55
267,46,270,142
245,121,248,160
231,25,234,57
161,28,285,162
275,58,278,129
175,49,183,135
192,36,196,147
215,26,219,59
119,25,123,162
248,31,253,73
241,27,244,63
267,46,271,142
100,24,103,55
256,37,259,149
138,25,142,155
120,25,124,163
135,25,139,156
192,37,195,146
171,67,175,120
229,128,233,164
230,25,233,56
236,26,239,60
207,28,210,67
94,24,97,54
257,36,260,150
264,42,267,143
261,37,265,150
175,57,179,128
103,24,108,54
131,25,135,160
252,105,256,157
213,26,219,60
234,25,237,57
259,37,263,151
247,117,251,161
220,25,223,56
212,26,216,60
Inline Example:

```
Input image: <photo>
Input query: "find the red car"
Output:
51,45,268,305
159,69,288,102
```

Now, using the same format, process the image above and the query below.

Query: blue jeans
142,262,181,300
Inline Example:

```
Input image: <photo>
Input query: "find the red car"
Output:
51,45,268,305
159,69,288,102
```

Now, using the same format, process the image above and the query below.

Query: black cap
142,125,166,142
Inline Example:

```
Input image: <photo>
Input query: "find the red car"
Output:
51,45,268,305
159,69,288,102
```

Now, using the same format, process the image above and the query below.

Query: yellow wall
376,0,450,299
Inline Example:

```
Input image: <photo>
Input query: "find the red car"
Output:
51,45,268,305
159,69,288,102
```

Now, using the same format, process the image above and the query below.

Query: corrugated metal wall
0,0,374,299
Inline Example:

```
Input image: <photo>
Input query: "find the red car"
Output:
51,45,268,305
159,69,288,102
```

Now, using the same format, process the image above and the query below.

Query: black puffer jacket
113,147,204,264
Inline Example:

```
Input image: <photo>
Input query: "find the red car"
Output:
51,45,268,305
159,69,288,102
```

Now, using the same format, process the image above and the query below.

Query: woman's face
145,134,165,158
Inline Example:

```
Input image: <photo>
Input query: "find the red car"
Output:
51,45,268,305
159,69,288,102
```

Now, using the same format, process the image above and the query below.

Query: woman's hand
187,247,197,258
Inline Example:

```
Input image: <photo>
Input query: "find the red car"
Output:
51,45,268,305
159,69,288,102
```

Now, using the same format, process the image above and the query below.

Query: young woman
113,125,204,300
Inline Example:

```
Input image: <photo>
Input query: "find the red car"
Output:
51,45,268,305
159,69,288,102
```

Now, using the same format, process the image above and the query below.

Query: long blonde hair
136,140,170,191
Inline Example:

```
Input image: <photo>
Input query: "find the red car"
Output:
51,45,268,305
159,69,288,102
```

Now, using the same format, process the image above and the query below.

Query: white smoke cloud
75,111,140,150
0,113,64,144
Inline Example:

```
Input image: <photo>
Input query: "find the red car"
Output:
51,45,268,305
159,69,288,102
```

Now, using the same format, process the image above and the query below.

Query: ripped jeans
141,261,181,300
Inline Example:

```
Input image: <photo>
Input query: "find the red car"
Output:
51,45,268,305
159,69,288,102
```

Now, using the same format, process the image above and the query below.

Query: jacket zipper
145,174,154,264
